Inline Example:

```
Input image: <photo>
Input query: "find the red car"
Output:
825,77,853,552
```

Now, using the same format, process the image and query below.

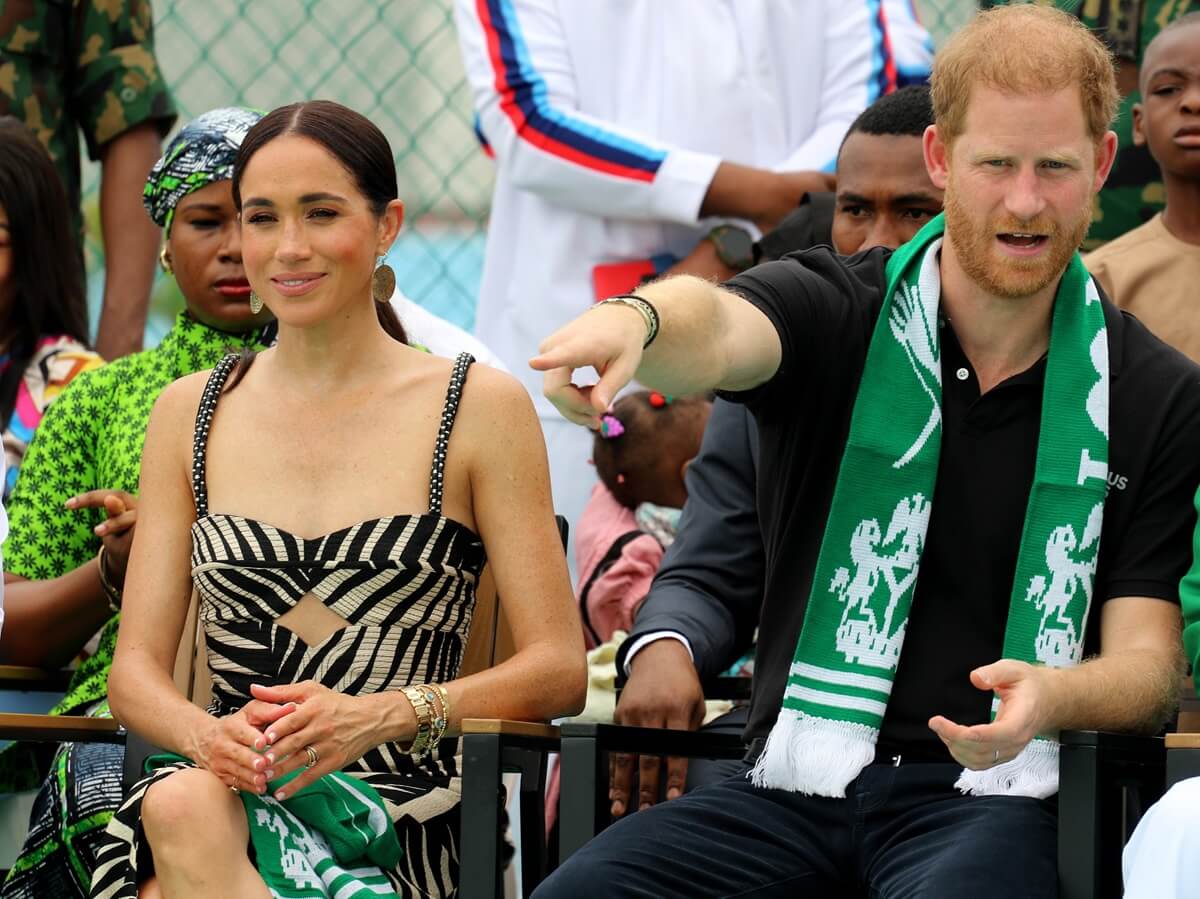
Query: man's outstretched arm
529,274,782,428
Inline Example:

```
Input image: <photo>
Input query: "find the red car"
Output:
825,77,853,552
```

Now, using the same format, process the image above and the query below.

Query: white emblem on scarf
889,240,944,468
831,494,931,669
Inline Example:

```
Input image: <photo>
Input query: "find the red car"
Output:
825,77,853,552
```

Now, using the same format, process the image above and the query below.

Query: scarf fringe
749,709,877,797
954,737,1059,799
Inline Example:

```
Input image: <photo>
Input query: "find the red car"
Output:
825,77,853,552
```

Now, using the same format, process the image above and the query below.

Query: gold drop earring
372,257,396,304
159,245,173,274
249,291,264,314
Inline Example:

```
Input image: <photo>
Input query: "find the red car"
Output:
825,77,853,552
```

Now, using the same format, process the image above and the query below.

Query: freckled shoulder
152,368,212,418
456,362,537,427
146,367,226,448
452,361,543,459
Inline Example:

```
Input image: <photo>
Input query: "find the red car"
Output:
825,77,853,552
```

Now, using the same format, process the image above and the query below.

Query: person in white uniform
390,290,508,372
1122,776,1200,898
455,0,932,549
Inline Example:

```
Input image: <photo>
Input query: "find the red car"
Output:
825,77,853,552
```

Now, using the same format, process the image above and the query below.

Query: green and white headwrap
751,213,1109,799
143,106,263,234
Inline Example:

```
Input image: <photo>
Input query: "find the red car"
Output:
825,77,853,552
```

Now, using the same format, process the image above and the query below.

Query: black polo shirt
722,245,1200,762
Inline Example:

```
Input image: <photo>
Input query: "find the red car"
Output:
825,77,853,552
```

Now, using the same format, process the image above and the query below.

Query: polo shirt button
956,367,970,381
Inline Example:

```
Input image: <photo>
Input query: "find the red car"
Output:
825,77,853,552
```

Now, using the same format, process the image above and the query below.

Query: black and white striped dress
90,352,485,899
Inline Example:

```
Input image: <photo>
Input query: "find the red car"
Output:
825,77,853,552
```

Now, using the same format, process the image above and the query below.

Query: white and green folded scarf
751,214,1109,800
148,753,403,898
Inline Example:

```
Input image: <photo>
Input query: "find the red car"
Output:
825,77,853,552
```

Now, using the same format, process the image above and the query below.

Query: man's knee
141,768,236,844
534,848,629,898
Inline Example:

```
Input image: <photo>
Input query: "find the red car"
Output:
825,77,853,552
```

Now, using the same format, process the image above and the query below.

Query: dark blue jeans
536,761,1057,898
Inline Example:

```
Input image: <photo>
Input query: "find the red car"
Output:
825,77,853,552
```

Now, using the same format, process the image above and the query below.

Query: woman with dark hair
0,118,102,497
89,100,586,899
0,107,274,899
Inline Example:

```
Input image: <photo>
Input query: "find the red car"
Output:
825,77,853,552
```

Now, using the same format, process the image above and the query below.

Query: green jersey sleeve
3,366,111,581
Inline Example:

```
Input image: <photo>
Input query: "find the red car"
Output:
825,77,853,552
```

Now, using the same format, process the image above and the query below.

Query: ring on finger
993,748,1000,764
304,744,320,769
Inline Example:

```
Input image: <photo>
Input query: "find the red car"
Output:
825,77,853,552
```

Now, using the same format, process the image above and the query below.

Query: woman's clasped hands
195,681,404,799
190,697,295,795
249,681,405,799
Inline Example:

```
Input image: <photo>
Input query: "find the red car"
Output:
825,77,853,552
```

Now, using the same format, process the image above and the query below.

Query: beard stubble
942,174,1092,300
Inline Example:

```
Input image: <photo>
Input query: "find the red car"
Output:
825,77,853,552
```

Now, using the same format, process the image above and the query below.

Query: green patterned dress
0,312,270,899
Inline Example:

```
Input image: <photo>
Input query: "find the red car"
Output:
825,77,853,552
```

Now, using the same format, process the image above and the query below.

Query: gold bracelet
422,684,450,749
96,547,122,613
400,685,434,760
430,684,451,742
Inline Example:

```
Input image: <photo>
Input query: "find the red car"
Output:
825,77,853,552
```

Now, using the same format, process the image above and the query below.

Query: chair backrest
460,514,570,676
460,565,503,677
1179,676,1200,733
172,589,210,708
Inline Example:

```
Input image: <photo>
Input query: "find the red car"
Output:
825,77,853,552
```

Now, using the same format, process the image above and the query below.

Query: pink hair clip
599,414,625,438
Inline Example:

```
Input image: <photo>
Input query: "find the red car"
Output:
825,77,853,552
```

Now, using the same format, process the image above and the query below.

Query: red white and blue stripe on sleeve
819,0,896,173
869,0,899,104
474,0,896,178
474,0,665,182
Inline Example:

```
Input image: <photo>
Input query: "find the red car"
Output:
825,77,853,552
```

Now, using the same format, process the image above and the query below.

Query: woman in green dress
0,106,274,899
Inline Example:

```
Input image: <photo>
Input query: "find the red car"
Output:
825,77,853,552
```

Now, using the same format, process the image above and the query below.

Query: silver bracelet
597,294,660,348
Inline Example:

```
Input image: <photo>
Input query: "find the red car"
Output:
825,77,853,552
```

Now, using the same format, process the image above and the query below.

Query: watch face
712,225,755,271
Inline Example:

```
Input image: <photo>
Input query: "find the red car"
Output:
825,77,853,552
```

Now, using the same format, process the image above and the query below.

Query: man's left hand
928,659,1054,769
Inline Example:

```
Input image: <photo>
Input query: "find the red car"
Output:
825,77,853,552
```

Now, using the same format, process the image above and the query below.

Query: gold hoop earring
249,291,264,314
159,245,172,274
372,262,396,304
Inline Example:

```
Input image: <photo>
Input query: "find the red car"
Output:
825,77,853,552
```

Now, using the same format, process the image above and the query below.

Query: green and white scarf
148,754,403,897
751,214,1109,799
240,774,402,898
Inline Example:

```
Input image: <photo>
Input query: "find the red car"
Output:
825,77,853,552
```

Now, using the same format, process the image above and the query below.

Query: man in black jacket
608,85,943,818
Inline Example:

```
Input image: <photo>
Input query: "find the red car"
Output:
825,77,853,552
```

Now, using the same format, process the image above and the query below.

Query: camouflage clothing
981,0,1198,247
0,0,176,241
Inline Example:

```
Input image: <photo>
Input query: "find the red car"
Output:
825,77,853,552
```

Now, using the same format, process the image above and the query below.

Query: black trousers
536,761,1057,899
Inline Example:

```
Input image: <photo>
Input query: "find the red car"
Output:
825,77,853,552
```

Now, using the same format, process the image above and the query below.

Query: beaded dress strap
191,353,241,518
429,353,474,514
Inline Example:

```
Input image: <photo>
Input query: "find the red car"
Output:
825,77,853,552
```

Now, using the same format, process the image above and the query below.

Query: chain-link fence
80,0,979,341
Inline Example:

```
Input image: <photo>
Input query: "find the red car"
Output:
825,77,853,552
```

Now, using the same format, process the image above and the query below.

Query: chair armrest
462,718,559,739
1165,733,1200,788
703,676,753,703
460,719,560,754
557,722,747,865
0,666,74,692
559,721,746,759
0,712,124,743
1059,730,1165,899
1060,729,1165,762
1165,733,1200,749
459,719,559,898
